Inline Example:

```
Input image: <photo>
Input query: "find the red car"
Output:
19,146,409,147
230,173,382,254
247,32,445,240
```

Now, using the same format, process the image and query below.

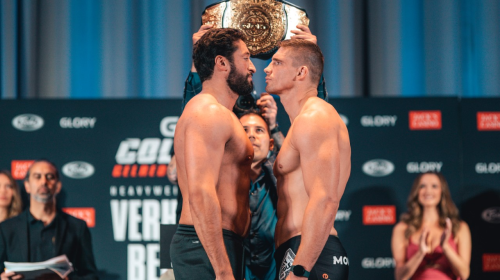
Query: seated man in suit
0,160,98,280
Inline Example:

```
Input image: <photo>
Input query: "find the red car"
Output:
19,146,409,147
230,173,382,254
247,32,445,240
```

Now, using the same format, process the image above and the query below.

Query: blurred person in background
0,170,22,223
391,172,471,280
0,160,98,280
239,110,278,280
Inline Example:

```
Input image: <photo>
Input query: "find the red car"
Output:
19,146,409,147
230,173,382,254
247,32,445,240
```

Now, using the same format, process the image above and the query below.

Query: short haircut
238,109,271,137
24,159,60,182
279,39,324,85
193,28,246,83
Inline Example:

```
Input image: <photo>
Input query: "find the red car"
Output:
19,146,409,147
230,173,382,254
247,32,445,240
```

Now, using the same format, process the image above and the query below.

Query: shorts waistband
176,224,244,243
278,235,341,248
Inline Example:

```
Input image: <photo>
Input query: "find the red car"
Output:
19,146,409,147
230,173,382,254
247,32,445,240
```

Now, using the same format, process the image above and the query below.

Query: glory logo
60,117,96,129
360,115,397,127
362,258,395,269
476,162,500,174
406,162,443,173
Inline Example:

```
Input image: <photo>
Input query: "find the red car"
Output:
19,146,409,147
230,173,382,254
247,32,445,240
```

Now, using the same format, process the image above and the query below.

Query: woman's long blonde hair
400,172,461,239
0,170,22,219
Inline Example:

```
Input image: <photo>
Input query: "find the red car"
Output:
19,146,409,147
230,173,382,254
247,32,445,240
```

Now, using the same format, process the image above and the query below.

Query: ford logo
363,159,395,177
62,161,95,179
482,207,500,223
12,114,44,131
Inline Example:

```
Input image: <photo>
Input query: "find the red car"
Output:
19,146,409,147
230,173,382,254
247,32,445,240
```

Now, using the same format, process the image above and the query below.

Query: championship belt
201,0,309,60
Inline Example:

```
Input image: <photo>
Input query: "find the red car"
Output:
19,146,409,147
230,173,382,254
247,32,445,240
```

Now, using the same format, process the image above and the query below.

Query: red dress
406,236,460,280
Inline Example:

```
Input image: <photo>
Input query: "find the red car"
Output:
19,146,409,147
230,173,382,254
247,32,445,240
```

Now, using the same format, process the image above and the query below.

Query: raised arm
183,105,235,280
183,25,214,110
256,93,284,150
191,24,214,72
288,114,341,275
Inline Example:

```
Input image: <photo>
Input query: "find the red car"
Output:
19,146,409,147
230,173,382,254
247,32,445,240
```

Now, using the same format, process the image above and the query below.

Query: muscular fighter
170,28,255,280
264,40,351,280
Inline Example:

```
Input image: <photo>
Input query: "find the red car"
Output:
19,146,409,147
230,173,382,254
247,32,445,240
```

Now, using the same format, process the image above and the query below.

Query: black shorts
274,235,349,280
170,224,244,280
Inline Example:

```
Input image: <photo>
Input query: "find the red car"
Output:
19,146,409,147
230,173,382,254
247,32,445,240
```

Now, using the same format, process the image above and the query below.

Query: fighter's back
174,93,254,236
274,97,351,247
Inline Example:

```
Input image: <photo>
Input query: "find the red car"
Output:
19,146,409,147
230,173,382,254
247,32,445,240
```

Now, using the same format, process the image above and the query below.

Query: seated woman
391,172,471,280
0,170,22,223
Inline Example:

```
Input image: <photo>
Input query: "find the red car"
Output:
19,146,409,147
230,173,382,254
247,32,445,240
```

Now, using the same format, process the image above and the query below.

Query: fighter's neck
201,79,238,110
280,87,318,122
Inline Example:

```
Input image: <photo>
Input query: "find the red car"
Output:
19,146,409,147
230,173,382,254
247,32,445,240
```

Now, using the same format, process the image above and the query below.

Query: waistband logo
279,248,295,280
333,256,349,265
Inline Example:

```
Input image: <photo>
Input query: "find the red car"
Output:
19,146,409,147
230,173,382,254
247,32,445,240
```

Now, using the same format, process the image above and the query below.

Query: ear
214,55,230,72
24,180,31,194
296,66,309,81
269,138,275,151
55,181,62,195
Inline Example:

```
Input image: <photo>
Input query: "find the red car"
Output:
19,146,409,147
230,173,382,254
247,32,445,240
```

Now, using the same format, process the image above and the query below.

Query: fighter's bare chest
274,136,300,176
224,122,253,165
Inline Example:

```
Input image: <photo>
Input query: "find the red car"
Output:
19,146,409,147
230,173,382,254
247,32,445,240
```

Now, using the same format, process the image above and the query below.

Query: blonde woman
0,170,22,222
391,172,471,280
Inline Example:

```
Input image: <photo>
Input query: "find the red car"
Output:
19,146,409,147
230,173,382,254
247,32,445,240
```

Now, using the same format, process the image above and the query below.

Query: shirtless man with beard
264,40,351,280
170,28,255,280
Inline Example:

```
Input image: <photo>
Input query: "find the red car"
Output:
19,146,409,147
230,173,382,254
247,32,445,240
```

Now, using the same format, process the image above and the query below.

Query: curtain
1,0,499,98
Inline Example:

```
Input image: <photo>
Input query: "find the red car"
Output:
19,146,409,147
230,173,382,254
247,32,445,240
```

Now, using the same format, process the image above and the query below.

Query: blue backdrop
1,0,500,99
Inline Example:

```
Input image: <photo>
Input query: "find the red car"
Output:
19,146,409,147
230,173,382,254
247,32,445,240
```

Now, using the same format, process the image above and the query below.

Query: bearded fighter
264,39,351,280
170,28,255,280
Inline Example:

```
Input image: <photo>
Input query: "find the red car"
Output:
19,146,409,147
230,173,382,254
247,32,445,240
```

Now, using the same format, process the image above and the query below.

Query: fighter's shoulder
295,99,341,130
182,94,232,123
304,97,336,116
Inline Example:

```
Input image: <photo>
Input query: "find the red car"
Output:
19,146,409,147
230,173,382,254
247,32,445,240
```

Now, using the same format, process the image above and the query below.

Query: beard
33,192,55,203
227,62,253,96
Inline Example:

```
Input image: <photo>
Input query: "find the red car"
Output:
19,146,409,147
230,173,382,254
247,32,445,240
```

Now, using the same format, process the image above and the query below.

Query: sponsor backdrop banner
1,98,499,279
460,99,500,280
325,98,462,279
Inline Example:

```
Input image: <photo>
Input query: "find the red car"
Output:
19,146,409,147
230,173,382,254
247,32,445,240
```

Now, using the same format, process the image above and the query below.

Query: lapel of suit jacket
55,212,67,255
